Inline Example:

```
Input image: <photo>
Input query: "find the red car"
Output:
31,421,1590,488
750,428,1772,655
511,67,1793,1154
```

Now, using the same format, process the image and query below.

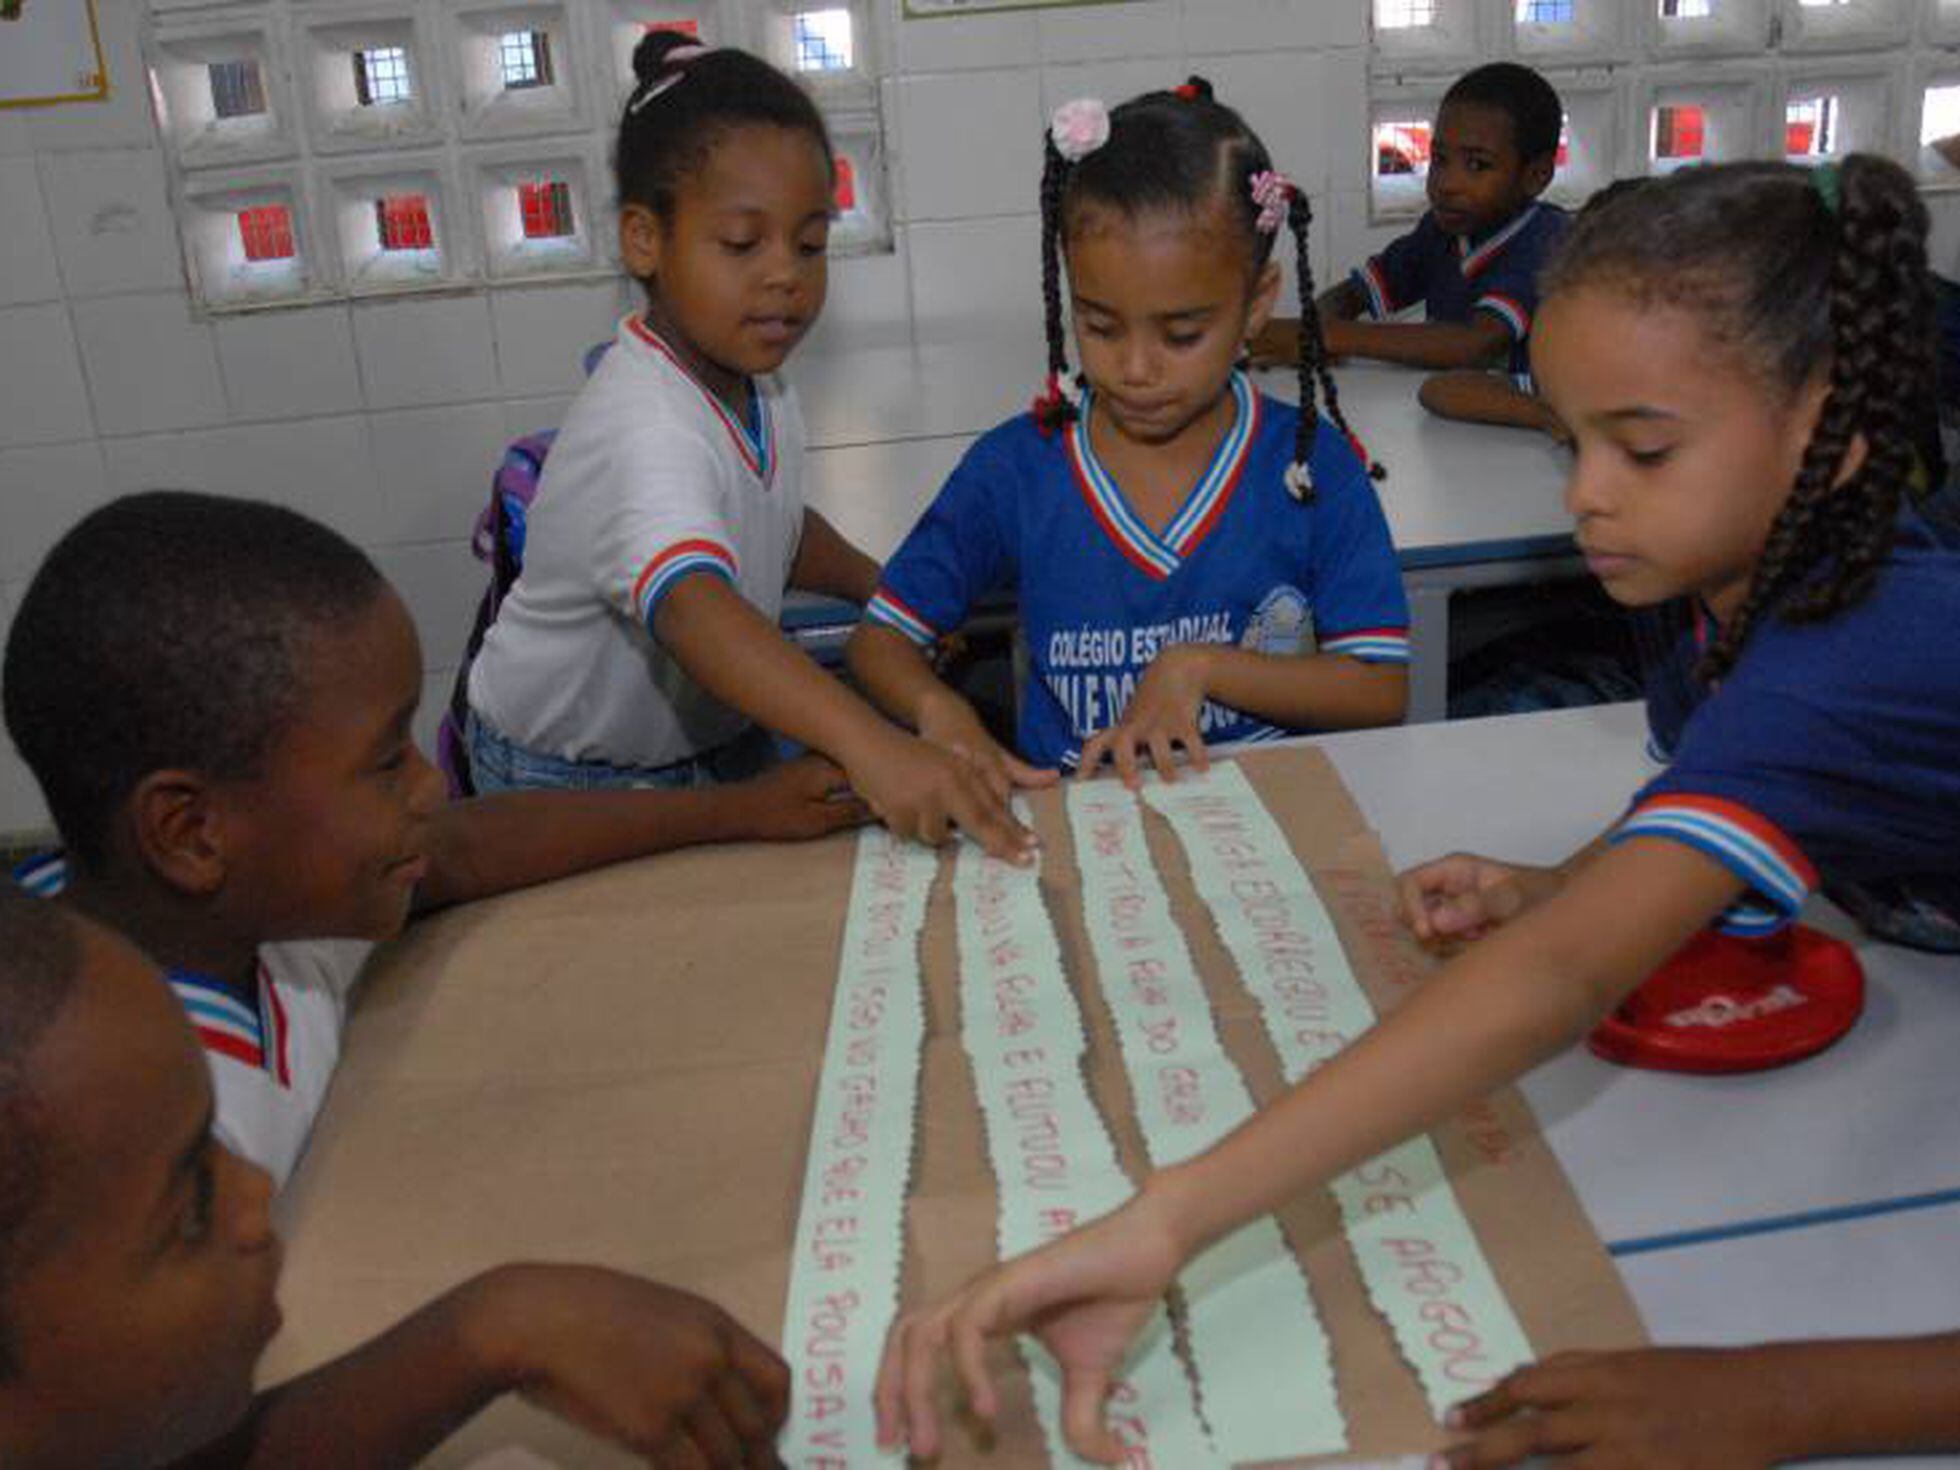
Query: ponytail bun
633,27,699,85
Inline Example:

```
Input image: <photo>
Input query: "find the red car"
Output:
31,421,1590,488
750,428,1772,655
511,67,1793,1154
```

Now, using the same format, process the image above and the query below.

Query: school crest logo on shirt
1241,585,1313,656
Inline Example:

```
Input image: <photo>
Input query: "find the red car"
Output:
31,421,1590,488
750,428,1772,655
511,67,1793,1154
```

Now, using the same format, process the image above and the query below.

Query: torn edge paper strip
1066,781,1347,1462
1144,763,1534,1413
779,827,937,1465
953,835,1224,1469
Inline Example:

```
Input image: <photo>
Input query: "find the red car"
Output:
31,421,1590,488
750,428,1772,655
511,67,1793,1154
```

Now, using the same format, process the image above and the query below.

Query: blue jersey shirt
1355,203,1570,379
865,373,1410,769
1615,509,1960,937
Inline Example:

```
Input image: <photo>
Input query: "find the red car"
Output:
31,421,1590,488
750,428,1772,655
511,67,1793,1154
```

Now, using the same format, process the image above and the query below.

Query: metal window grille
354,46,412,106
498,31,553,89
375,193,434,250
237,204,294,261
1518,0,1574,19
1376,0,1437,28
1652,103,1706,158
1787,96,1837,156
793,10,853,72
208,59,266,119
1659,0,1712,18
517,180,575,238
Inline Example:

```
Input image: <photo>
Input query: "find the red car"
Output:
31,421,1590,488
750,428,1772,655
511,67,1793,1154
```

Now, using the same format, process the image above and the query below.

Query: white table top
790,342,1574,570
1309,702,1960,1470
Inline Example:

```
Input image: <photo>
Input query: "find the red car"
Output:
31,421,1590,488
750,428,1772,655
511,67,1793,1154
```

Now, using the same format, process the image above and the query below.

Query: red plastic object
1587,924,1865,1074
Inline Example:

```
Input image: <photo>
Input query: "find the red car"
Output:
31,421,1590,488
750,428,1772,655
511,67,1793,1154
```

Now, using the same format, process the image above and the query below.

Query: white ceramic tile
1189,51,1331,189
502,396,576,438
71,293,226,436
351,295,500,411
489,281,625,399
799,240,913,355
101,429,225,499
893,9,1040,73
1039,60,1171,118
0,157,62,306
0,112,32,158
26,2,157,153
37,148,185,298
206,417,380,545
0,441,110,582
215,307,365,423
370,539,491,673
0,305,95,447
907,215,1043,342
893,69,1043,222
365,402,510,545
1181,0,1366,53
1037,0,1182,62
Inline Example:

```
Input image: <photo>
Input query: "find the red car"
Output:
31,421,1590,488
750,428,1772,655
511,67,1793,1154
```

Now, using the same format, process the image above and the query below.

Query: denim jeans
464,710,775,793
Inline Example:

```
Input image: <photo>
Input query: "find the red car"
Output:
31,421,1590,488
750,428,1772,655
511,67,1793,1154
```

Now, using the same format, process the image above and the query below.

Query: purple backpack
435,430,556,797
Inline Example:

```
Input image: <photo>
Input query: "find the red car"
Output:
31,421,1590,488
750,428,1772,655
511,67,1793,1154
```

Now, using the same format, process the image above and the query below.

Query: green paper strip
1145,764,1534,1414
1068,781,1347,1462
779,827,937,1467
954,834,1225,1468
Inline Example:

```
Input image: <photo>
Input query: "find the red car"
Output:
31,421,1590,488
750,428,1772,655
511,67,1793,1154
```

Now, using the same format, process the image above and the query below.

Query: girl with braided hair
875,153,1960,1467
848,80,1409,790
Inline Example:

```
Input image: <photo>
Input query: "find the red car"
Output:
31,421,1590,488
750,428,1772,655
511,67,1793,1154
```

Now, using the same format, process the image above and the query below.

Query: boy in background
1252,62,1567,385
0,886,790,1467
2,491,868,1189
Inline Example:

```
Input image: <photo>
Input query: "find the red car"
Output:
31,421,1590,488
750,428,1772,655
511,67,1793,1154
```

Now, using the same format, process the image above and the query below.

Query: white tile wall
0,305,95,446
0,442,110,583
489,280,629,399
215,307,366,422
0,158,63,306
38,147,186,298
370,539,492,674
351,294,502,410
893,68,1042,221
366,402,510,544
71,292,228,436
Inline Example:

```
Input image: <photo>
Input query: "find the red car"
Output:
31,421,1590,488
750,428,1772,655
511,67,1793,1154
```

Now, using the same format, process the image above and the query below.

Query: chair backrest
435,430,557,797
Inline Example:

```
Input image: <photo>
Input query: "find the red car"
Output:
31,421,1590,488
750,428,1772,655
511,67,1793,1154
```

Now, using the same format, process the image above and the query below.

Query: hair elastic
627,43,709,115
1249,169,1294,235
1049,97,1110,162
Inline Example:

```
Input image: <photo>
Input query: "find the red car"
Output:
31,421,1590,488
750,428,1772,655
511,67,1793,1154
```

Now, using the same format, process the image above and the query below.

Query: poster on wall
902,0,1135,15
0,0,108,108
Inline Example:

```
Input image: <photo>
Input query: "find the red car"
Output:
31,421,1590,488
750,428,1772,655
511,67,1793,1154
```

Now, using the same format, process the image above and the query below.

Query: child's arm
413,754,870,912
172,1264,788,1468
1323,313,1512,371
656,574,1038,861
876,836,1743,1462
1245,283,1368,368
847,620,1056,802
1419,370,1569,440
1441,1335,1960,1468
1078,645,1407,786
1398,837,1607,944
789,507,880,603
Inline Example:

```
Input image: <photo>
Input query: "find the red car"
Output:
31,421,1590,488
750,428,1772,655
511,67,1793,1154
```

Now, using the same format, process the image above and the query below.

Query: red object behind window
833,156,857,212
518,180,575,239
376,194,434,251
643,18,700,36
237,204,294,262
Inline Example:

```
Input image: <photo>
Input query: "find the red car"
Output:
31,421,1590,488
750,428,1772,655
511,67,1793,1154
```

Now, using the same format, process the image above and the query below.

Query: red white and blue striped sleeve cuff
1358,260,1396,320
864,588,938,646
1320,626,1411,664
1610,794,1819,937
1475,292,1531,340
633,538,738,628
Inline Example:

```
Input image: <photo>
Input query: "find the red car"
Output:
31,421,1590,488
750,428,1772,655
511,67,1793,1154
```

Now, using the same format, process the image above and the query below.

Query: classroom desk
784,343,1576,722
264,702,1960,1468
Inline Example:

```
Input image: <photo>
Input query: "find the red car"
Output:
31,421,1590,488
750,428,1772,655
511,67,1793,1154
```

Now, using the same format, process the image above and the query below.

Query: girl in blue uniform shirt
847,80,1412,790
875,155,1960,1469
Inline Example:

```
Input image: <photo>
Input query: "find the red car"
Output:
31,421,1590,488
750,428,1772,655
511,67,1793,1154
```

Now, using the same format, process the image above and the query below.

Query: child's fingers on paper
1005,750,1061,789
1079,731,1112,780
709,1369,770,1443
1434,1403,1596,1469
679,1399,745,1466
1057,1362,1125,1465
902,1313,954,1457
726,1329,791,1429
1185,729,1211,774
1147,731,1179,784
1114,735,1146,790
871,1314,915,1447
948,1302,1002,1423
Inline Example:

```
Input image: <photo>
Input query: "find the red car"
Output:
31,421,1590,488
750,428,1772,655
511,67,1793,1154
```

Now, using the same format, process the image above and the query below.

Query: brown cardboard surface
262,745,1642,1466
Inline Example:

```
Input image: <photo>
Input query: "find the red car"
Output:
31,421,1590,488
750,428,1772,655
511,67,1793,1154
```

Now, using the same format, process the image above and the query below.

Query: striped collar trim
1456,204,1541,280
1065,372,1259,582
168,962,291,1087
624,315,774,485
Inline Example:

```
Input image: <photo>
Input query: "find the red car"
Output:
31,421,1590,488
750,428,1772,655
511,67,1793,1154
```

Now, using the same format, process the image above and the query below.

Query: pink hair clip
1050,98,1111,162
1249,169,1294,235
627,44,709,114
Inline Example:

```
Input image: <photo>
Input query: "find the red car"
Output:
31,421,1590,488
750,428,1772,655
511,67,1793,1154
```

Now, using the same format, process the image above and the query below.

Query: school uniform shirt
864,373,1410,770
172,940,375,1189
1615,510,1960,937
10,853,371,1190
1354,203,1570,378
468,315,806,769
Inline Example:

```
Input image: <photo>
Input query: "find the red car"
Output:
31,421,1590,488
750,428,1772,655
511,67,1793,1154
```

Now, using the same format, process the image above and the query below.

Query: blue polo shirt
1616,510,1960,937
1355,203,1570,378
864,375,1409,770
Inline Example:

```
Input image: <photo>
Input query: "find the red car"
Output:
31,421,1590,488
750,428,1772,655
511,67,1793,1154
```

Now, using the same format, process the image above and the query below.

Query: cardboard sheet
262,745,1644,1466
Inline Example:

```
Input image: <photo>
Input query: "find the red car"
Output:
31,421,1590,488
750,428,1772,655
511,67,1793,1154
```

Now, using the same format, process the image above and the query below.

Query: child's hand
1435,1347,1794,1469
915,689,1058,807
727,754,871,841
1397,852,1562,944
873,1197,1184,1464
1246,318,1301,369
464,1264,790,1465
851,727,1046,865
1078,643,1213,789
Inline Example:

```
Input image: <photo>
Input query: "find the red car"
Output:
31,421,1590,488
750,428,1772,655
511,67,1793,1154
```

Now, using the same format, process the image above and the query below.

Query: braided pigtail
1284,190,1383,502
1034,135,1078,433
1702,155,1932,680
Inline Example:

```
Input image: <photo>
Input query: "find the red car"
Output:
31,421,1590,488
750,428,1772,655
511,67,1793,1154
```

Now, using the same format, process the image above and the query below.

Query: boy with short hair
0,886,790,1468
1252,61,1567,379
2,490,868,1188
